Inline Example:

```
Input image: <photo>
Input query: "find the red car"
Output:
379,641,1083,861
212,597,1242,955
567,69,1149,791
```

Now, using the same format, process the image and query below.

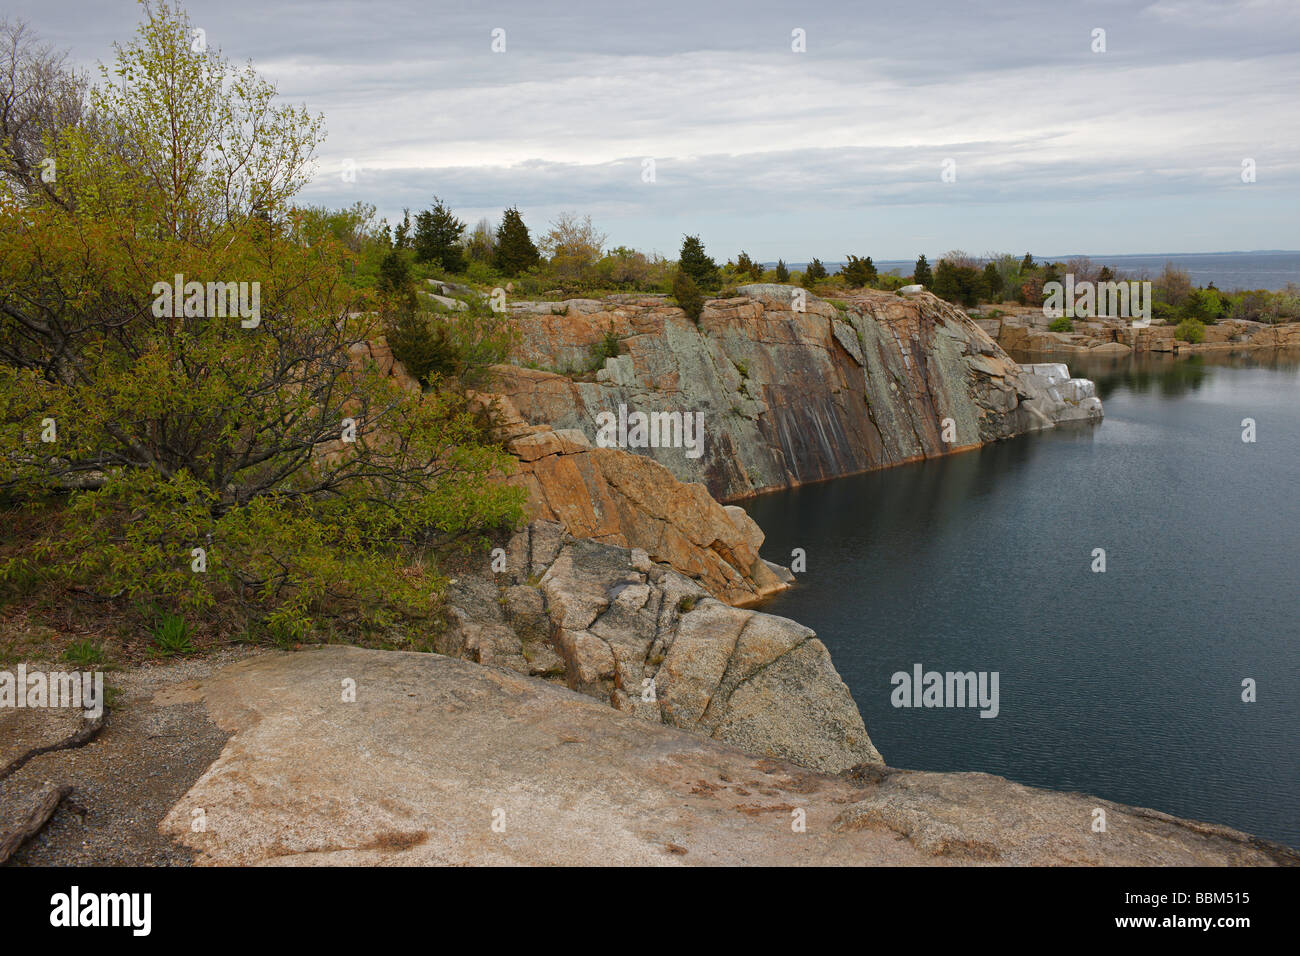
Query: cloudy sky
11,0,1300,261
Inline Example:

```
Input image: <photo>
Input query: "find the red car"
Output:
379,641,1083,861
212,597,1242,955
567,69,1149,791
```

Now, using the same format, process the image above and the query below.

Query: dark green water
746,349,1300,848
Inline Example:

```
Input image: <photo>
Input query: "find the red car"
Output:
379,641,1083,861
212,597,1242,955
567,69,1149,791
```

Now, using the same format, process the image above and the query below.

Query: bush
0,3,525,642
1048,317,1074,333
1175,317,1206,343
672,268,705,321
679,235,719,291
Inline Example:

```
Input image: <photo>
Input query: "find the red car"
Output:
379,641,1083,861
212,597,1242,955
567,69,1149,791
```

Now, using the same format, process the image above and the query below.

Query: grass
150,610,195,657
63,639,108,667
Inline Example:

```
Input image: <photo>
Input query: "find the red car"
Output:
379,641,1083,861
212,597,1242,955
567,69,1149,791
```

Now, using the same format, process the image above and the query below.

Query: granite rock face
159,646,1299,866
489,287,1102,502
437,521,880,773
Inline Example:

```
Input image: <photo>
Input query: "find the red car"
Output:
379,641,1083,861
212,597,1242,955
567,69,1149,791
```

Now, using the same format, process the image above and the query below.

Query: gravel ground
0,647,264,866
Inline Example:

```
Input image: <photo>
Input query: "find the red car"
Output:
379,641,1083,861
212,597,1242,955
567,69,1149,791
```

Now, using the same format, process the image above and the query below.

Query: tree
803,258,828,283
413,196,466,272
1020,253,1035,273
913,255,932,286
735,251,763,280
0,3,522,639
492,206,539,276
932,259,981,307
775,259,790,283
840,254,877,288
672,267,704,321
540,211,606,284
679,235,719,290
981,262,1003,302
465,217,496,264
394,208,412,250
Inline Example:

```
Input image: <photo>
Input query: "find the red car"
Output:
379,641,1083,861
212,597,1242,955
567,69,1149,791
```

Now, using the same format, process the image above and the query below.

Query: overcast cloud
10,0,1299,260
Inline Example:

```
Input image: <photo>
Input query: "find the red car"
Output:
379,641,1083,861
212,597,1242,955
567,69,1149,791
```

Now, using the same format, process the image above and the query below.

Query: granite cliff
487,285,1102,503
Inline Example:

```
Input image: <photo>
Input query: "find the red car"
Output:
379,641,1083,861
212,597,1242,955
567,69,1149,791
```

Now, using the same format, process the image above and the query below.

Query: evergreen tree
840,254,877,288
493,206,541,276
775,259,790,283
673,267,705,321
376,249,417,309
394,208,412,250
679,234,719,290
803,258,828,283
981,262,1003,301
413,195,466,272
913,254,932,286
1020,253,1035,273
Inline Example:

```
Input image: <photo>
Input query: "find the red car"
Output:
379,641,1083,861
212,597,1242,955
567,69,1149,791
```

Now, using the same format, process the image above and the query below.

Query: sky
9,0,1299,262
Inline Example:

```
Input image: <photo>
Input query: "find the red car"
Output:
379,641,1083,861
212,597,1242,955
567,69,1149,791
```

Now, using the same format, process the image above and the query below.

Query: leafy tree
672,267,705,321
492,206,539,276
839,254,877,288
775,259,790,283
912,255,932,286
413,196,466,272
0,3,522,639
465,217,496,264
540,211,605,284
679,235,719,290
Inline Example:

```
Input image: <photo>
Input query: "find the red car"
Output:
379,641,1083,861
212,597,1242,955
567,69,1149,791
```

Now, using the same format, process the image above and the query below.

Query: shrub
672,268,705,321
1048,317,1074,333
803,258,828,283
1175,317,1206,343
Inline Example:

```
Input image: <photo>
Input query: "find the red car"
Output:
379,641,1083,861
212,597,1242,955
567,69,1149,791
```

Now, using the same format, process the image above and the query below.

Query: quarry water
746,349,1300,848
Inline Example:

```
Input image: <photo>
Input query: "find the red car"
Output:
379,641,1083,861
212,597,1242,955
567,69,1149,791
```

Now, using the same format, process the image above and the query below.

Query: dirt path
0,649,262,866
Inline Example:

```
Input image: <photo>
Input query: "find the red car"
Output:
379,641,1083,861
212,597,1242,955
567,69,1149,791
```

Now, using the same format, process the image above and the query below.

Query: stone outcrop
158,646,1299,866
988,310,1300,355
487,286,1101,502
437,521,878,773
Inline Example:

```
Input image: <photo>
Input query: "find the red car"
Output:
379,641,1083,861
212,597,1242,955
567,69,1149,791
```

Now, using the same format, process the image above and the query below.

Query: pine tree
679,234,719,290
413,196,466,272
493,206,541,276
394,209,412,250
982,262,1003,302
913,254,932,286
673,267,705,321
775,259,790,283
803,258,828,283
840,254,877,288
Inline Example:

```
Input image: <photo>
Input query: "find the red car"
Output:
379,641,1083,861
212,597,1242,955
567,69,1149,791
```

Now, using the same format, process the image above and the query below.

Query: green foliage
589,322,621,368
0,2,525,642
774,259,790,283
493,206,541,276
385,309,457,385
913,255,932,286
1175,317,1206,343
678,235,719,291
839,254,877,288
413,196,466,272
1048,317,1074,333
981,262,1004,301
932,259,982,307
1180,287,1223,324
64,639,107,666
734,251,764,281
803,258,828,283
151,609,195,656
672,268,705,321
